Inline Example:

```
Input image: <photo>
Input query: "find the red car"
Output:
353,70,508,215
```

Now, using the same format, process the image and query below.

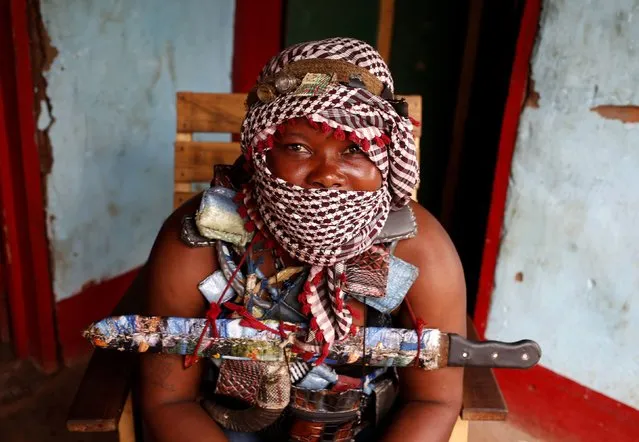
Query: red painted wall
232,0,283,93
1,0,57,372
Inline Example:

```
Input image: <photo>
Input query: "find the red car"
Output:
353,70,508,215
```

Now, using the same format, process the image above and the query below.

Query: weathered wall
486,0,639,409
38,0,235,301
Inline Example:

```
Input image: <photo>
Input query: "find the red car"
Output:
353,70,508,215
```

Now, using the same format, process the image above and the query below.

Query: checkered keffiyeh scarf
236,38,419,361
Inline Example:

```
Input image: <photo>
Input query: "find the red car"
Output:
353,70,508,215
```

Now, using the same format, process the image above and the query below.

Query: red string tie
232,191,245,204
314,342,331,366
244,220,256,232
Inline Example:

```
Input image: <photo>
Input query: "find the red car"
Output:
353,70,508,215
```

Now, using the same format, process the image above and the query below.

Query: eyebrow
276,131,358,148
278,131,309,140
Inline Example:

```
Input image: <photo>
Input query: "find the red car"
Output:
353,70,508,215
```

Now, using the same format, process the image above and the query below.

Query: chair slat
176,92,247,134
174,141,242,182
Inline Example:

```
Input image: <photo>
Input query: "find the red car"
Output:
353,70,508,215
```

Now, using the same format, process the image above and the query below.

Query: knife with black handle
84,315,541,370
446,334,541,368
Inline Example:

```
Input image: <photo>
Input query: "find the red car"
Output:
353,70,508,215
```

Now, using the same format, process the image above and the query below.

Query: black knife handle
448,334,541,368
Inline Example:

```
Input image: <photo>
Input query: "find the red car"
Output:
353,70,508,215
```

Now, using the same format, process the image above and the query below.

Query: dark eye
345,145,363,155
285,143,309,153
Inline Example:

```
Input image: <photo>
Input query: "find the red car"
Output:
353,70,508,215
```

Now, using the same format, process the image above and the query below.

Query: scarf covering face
236,38,420,360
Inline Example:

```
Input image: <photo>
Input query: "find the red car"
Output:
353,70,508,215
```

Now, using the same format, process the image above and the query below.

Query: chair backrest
174,92,422,209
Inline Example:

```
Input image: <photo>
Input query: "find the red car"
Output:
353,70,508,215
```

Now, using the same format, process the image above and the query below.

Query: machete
84,315,540,370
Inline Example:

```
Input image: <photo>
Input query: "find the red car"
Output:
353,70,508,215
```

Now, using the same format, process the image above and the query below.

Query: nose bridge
307,151,345,188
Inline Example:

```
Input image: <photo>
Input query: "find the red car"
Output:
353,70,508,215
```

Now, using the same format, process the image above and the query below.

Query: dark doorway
389,1,527,316
440,1,526,316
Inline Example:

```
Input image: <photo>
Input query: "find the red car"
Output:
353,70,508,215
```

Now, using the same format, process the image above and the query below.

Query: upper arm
139,194,217,412
393,202,466,407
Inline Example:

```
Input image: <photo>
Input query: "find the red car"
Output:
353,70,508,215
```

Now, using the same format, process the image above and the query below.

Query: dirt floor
0,351,542,442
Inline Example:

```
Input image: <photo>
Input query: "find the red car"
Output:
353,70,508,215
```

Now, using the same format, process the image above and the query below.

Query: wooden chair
67,92,507,442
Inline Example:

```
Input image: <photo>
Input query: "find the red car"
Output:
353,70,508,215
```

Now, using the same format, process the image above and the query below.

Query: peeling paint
27,0,58,177
591,105,639,123
524,77,540,108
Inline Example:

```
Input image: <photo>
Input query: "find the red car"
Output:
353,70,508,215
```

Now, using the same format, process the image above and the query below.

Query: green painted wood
285,0,380,47
389,1,469,212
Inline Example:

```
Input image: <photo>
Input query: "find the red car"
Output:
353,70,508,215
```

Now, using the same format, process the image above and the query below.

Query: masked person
140,37,466,442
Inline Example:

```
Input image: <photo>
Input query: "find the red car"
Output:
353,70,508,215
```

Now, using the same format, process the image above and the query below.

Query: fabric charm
343,245,390,298
352,255,419,314
196,186,253,246
292,73,336,96
198,270,237,305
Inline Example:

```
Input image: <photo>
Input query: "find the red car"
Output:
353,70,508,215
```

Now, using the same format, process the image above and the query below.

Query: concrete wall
38,0,235,301
486,0,639,409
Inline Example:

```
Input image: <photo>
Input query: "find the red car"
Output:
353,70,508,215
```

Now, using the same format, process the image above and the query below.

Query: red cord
404,297,425,368
224,302,294,338
184,234,259,368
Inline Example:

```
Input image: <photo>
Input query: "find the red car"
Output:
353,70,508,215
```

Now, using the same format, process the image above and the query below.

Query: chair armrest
460,316,508,421
66,350,136,432
66,266,147,432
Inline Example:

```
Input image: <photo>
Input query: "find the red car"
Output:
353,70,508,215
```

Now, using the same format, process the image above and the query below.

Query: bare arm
139,195,228,442
381,202,467,442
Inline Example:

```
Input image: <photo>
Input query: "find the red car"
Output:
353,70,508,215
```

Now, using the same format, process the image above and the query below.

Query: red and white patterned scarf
235,38,419,362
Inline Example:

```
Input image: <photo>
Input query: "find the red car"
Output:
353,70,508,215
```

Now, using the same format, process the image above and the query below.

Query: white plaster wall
39,0,235,301
486,0,639,409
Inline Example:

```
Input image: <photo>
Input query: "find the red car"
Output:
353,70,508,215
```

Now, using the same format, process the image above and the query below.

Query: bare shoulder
394,202,463,275
393,201,466,332
142,193,216,317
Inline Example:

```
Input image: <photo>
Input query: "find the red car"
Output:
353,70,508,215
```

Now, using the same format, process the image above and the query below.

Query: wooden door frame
0,0,58,372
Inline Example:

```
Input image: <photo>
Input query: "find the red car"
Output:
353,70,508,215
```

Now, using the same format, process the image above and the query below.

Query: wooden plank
118,392,136,442
376,0,396,63
460,317,508,421
174,141,241,182
176,92,247,134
